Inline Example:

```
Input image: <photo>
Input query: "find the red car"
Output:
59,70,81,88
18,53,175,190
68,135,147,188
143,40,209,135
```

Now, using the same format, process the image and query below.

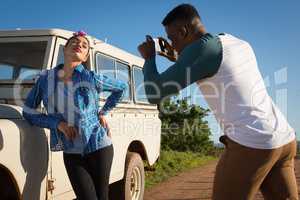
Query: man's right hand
157,37,178,62
57,121,78,140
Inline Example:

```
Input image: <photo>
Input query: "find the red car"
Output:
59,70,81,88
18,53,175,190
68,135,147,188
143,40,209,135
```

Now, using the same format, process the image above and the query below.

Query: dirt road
144,159,300,200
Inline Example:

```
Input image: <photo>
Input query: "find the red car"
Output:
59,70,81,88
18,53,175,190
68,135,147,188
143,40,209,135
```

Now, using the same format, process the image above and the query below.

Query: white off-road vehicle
0,29,161,200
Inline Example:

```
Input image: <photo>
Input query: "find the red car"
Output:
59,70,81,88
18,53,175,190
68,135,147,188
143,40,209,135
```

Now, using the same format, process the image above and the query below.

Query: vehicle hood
0,104,23,119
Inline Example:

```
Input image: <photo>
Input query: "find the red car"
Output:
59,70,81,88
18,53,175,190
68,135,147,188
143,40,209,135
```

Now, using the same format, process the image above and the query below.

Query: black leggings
63,145,114,200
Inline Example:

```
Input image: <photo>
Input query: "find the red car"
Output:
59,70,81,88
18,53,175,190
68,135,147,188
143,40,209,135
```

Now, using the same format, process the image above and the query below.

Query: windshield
0,41,47,81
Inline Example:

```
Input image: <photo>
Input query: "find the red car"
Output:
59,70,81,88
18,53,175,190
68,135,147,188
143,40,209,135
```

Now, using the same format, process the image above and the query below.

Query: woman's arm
22,76,61,130
92,73,127,115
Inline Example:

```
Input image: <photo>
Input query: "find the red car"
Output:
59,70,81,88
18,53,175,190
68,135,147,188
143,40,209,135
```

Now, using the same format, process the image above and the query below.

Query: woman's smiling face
64,36,90,63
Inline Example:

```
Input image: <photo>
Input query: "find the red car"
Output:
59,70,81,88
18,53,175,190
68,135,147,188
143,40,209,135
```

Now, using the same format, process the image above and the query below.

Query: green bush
159,98,218,155
144,99,222,188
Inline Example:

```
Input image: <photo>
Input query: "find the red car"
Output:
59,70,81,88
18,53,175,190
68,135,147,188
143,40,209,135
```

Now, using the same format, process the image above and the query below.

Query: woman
22,31,126,200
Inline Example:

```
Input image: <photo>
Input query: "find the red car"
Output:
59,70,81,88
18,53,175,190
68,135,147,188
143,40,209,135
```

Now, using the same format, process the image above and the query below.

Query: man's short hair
162,4,201,26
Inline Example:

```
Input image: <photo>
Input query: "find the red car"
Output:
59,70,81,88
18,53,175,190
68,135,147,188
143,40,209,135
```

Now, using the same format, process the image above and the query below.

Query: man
138,4,298,200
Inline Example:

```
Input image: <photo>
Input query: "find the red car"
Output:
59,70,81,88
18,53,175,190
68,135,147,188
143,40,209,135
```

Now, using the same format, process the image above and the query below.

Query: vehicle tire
0,169,19,200
109,152,145,200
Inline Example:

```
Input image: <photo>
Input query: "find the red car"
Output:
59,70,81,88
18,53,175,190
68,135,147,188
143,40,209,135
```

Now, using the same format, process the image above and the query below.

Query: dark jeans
63,145,114,200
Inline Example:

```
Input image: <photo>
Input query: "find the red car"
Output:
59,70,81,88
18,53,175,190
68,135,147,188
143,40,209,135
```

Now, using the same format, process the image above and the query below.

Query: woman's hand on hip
57,121,78,140
99,114,112,138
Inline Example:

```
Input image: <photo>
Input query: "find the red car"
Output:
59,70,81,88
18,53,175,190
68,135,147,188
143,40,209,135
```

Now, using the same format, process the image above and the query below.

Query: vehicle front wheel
109,152,145,200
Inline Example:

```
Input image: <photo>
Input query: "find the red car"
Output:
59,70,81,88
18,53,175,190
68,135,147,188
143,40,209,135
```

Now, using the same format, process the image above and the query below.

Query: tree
159,98,215,154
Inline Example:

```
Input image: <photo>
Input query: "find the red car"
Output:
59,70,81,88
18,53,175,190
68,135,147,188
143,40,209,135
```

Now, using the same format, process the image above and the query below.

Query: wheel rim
130,166,142,200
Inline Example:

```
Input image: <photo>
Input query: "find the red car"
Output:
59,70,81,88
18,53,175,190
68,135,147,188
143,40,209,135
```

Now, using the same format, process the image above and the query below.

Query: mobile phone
153,38,168,54
146,35,168,54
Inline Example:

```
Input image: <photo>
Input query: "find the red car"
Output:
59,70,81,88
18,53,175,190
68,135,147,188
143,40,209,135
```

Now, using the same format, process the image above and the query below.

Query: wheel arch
0,164,21,200
127,140,149,165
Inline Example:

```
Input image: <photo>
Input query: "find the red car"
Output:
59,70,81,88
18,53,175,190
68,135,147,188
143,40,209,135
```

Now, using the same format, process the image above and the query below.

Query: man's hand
57,121,78,140
138,35,156,60
99,114,111,138
157,37,178,62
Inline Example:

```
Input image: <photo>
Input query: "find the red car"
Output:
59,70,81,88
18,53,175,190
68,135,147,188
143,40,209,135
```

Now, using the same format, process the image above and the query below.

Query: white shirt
197,34,295,149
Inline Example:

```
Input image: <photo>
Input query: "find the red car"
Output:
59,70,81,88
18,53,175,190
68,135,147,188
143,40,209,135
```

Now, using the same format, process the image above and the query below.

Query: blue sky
1,0,299,142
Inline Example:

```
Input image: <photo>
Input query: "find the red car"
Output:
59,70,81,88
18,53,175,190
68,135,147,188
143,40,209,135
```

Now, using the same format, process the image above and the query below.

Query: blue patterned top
53,81,83,154
22,64,127,155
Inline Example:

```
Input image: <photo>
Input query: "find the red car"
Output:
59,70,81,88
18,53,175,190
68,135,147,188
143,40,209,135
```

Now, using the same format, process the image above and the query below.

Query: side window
133,66,149,103
55,45,65,66
96,54,115,79
0,63,13,80
96,53,116,98
116,61,131,101
18,67,40,80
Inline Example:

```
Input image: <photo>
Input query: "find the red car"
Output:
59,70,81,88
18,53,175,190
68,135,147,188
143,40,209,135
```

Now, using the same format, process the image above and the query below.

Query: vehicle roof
0,28,76,38
0,28,144,66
